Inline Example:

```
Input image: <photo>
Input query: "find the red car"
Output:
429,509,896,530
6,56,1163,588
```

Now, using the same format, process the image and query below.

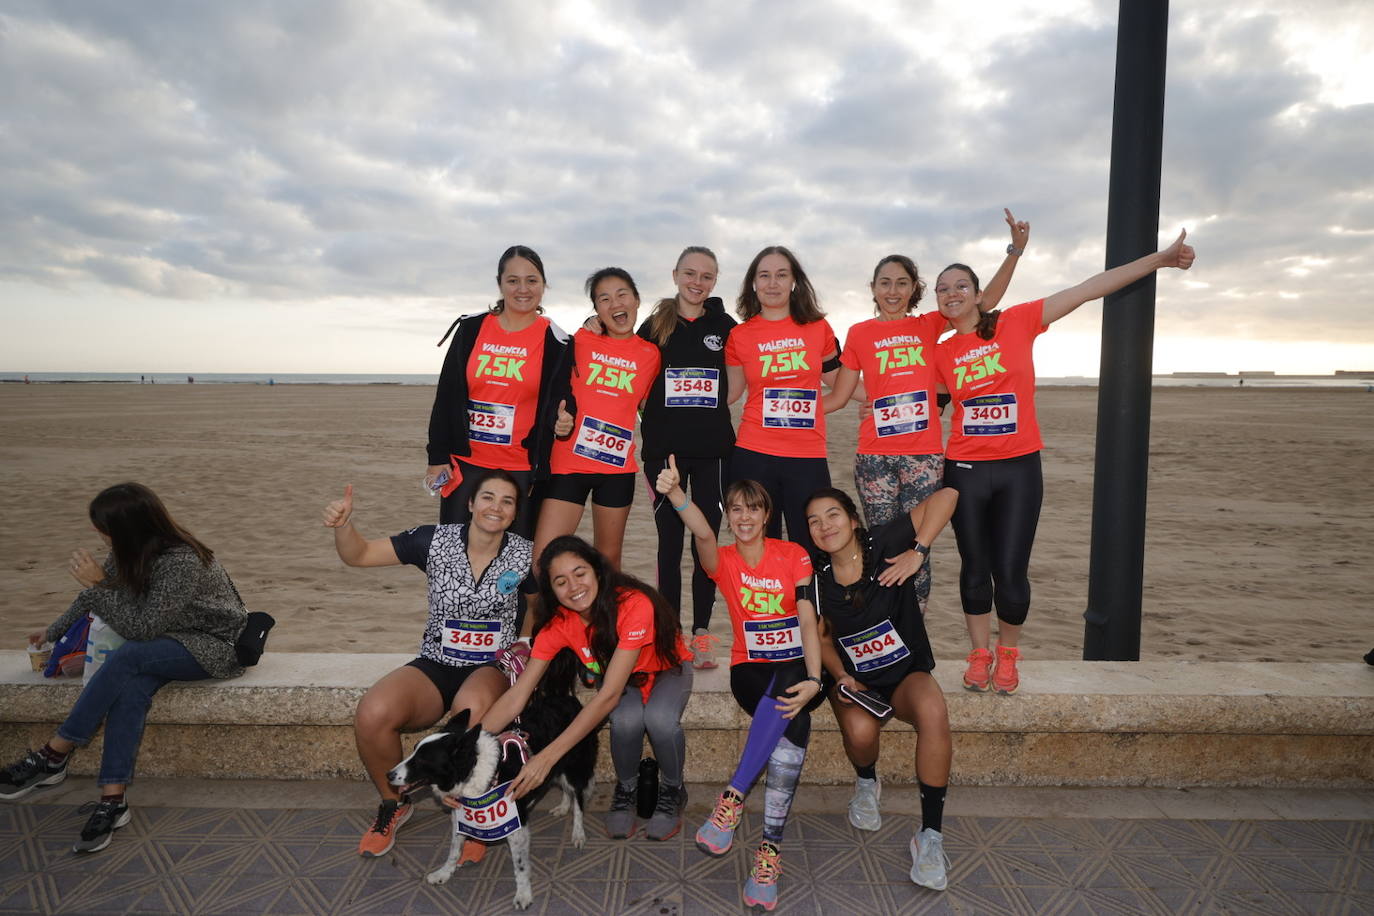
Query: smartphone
838,683,894,722
425,469,451,496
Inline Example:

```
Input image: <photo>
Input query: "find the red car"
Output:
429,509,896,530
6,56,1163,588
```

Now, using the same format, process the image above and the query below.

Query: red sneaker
962,648,993,692
993,645,1021,695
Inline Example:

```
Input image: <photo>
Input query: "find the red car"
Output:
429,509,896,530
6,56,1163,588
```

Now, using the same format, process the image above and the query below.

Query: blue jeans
57,637,209,785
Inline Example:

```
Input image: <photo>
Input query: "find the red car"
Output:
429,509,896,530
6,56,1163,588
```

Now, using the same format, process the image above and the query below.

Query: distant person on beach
635,247,736,668
934,231,1196,695
726,246,842,556
427,245,573,537
322,468,535,863
806,485,959,890
533,268,660,571
1,483,248,853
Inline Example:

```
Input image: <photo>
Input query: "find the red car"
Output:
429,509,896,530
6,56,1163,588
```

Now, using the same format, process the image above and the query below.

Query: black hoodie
636,297,737,461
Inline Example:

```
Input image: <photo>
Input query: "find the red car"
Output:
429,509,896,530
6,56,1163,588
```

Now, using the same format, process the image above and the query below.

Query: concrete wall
3,653,1371,787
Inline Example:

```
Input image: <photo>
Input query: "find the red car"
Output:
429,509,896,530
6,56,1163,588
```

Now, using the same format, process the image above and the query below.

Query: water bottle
636,757,659,819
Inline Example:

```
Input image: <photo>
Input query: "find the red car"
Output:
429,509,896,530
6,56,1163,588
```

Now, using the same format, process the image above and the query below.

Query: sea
1,371,1371,389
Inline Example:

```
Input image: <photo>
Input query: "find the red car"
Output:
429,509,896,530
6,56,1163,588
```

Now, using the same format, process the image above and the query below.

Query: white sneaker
910,827,949,891
847,776,881,831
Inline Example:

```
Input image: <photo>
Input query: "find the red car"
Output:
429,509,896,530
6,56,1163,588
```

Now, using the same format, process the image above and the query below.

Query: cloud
1,0,1371,373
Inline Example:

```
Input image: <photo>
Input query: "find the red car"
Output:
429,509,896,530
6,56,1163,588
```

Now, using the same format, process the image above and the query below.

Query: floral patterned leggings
853,452,944,612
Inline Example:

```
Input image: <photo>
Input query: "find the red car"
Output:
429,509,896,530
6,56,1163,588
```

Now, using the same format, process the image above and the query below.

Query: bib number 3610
454,781,521,840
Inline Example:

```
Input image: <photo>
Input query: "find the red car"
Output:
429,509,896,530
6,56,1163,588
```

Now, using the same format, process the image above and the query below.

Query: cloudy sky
2,0,1371,376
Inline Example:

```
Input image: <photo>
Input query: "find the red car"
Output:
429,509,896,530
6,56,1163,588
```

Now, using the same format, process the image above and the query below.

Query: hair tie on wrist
672,499,689,512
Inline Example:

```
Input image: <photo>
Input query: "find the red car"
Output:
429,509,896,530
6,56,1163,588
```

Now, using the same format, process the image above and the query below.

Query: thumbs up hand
655,454,682,495
554,399,574,438
323,485,355,528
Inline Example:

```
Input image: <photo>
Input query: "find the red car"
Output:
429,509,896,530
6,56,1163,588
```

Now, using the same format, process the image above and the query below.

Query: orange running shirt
550,329,661,475
934,300,1048,462
840,311,948,456
708,539,814,667
530,588,685,701
464,314,550,471
726,316,838,459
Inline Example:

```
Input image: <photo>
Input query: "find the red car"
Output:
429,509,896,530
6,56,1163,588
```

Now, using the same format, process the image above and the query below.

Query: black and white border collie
387,696,597,910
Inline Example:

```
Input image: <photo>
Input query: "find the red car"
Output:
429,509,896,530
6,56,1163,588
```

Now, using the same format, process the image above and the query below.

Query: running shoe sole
0,767,66,800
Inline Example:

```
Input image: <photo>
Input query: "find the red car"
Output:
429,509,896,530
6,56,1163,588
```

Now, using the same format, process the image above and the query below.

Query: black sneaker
73,799,131,853
604,781,637,838
0,749,68,800
646,783,687,841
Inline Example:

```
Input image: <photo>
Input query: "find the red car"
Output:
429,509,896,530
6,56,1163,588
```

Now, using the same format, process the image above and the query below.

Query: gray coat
45,545,249,679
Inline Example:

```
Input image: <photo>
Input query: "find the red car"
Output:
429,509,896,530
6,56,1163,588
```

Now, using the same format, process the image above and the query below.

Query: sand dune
2,383,1367,663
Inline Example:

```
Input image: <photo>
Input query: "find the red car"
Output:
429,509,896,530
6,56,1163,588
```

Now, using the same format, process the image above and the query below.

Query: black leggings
643,456,726,633
729,447,831,556
942,451,1042,626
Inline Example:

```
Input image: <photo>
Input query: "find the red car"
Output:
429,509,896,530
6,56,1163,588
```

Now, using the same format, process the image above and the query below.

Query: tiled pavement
2,786,1372,915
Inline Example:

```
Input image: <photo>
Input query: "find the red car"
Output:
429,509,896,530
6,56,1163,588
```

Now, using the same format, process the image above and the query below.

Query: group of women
3,223,1194,911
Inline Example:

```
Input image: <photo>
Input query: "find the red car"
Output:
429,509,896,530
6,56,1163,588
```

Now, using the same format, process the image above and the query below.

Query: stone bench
3,652,1371,787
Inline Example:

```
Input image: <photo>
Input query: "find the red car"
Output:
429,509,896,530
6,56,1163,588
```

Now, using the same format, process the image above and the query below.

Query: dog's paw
550,795,571,817
426,867,456,886
512,888,534,910
571,825,587,849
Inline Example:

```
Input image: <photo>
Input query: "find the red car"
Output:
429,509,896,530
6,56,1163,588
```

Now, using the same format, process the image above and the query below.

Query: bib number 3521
743,616,803,661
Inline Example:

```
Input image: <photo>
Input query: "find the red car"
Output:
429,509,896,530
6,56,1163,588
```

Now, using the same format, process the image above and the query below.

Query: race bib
443,618,504,664
872,390,929,438
454,781,521,841
743,616,803,661
762,388,818,429
573,415,633,468
839,619,910,674
468,399,516,445
665,367,719,408
961,393,1018,437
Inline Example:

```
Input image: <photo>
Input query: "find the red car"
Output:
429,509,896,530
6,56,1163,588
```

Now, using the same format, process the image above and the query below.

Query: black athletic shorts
544,471,637,508
405,657,499,710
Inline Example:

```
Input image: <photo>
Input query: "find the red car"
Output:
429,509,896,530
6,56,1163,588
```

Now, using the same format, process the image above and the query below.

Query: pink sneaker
992,645,1021,695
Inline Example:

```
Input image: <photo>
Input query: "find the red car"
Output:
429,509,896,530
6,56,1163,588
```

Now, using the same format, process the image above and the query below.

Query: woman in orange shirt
934,230,1196,695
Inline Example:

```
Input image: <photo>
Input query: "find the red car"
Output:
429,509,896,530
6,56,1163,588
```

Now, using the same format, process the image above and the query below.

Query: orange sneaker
993,645,1021,695
962,648,993,692
458,837,487,866
690,632,721,669
358,798,412,857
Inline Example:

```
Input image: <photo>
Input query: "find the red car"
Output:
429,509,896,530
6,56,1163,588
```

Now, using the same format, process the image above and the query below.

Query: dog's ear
444,709,471,734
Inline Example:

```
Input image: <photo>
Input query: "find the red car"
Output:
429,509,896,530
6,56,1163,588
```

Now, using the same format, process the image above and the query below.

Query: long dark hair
533,536,684,683
646,246,718,347
492,245,547,314
736,245,824,323
940,262,999,340
88,483,213,597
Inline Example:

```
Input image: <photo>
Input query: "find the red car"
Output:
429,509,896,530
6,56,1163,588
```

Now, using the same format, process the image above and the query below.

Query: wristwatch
804,675,824,689
913,541,931,558
1006,244,1024,256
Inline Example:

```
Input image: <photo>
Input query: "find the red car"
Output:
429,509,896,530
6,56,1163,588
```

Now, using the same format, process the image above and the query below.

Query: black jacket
427,311,573,481
637,297,737,460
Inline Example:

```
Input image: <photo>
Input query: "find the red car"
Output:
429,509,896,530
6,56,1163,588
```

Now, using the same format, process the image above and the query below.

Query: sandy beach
1,383,1367,663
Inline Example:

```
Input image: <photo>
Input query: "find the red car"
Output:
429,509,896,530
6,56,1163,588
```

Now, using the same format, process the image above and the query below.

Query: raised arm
1041,229,1195,325
654,455,720,576
980,207,1031,312
322,485,401,567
